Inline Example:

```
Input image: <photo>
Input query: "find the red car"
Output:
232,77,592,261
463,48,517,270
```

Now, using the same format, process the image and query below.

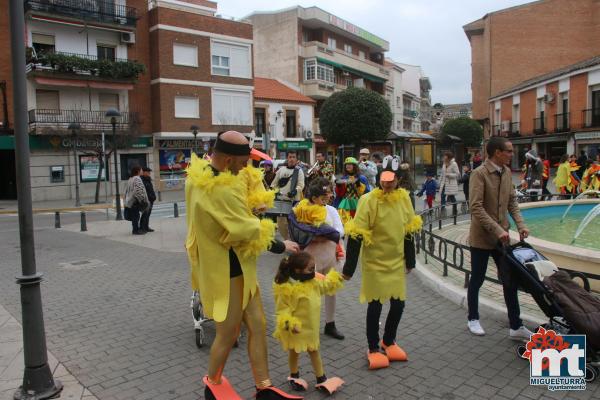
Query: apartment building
246,6,389,159
392,62,432,133
0,0,254,200
464,0,600,137
489,56,600,170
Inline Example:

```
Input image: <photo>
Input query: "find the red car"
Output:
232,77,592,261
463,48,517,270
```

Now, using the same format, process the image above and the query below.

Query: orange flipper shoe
315,377,344,395
203,376,243,400
287,376,308,391
367,350,390,370
381,341,408,362
255,386,304,400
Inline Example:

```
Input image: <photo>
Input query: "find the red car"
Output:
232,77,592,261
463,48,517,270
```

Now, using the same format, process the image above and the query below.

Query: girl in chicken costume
342,155,422,370
185,131,302,400
273,251,345,395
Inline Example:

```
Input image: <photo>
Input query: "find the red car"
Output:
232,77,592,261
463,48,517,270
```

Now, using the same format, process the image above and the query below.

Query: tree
319,87,392,153
440,117,483,148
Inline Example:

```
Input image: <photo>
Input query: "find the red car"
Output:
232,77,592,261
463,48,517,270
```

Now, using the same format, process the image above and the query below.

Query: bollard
157,190,162,202
80,211,87,232
452,203,458,225
173,202,179,218
54,211,61,229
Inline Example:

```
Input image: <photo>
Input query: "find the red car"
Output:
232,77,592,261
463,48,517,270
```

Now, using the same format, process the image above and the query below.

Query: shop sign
79,155,107,182
29,135,152,150
575,131,600,140
277,140,313,150
328,15,387,48
159,139,199,149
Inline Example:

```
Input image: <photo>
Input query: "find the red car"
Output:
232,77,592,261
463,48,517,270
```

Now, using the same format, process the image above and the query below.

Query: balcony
300,41,389,83
28,109,140,134
25,0,138,28
302,80,346,99
509,122,520,137
403,109,419,119
554,112,570,133
533,117,546,135
582,108,600,129
26,51,146,83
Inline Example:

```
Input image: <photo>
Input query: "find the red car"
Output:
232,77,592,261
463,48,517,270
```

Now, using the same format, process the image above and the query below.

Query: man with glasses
467,137,531,340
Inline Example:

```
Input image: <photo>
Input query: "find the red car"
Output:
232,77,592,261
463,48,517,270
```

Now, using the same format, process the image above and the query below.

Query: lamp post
190,124,199,155
68,122,81,207
105,108,122,220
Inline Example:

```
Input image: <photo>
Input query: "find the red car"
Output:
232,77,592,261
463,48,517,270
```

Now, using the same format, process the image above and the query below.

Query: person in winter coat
358,148,378,189
459,165,471,202
439,151,460,207
140,167,157,232
124,165,149,235
472,150,482,170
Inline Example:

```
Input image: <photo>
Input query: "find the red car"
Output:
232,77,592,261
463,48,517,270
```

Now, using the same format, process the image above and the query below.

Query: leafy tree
440,117,483,147
319,87,392,152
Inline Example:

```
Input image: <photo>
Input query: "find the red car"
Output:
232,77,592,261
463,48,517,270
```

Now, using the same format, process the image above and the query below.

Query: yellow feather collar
372,188,408,203
185,153,238,191
293,199,327,226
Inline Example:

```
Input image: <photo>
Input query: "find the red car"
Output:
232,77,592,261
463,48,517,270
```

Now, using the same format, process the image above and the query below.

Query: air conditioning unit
544,92,555,104
501,120,511,132
120,32,136,44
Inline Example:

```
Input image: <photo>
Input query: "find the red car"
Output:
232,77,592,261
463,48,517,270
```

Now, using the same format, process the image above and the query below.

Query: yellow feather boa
293,199,327,226
185,153,237,191
344,219,373,245
371,187,407,203
276,313,303,333
405,215,423,235
235,218,276,260
240,166,276,211
273,270,344,298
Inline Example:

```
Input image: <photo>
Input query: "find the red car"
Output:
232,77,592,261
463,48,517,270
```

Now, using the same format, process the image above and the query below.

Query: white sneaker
510,326,533,341
467,320,485,336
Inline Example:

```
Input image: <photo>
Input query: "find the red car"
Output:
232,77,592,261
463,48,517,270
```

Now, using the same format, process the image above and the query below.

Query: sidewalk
0,303,97,399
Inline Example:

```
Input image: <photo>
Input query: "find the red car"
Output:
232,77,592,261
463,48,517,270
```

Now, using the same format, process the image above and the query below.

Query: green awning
0,135,14,150
316,57,387,84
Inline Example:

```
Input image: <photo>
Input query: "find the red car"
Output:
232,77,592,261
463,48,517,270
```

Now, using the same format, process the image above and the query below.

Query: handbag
124,207,132,221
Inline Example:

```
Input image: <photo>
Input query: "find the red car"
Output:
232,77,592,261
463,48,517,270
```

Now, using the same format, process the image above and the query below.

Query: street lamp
68,122,81,207
190,124,199,155
105,108,122,220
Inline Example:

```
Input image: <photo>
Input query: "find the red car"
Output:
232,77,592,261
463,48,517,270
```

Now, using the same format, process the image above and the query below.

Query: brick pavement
0,216,597,399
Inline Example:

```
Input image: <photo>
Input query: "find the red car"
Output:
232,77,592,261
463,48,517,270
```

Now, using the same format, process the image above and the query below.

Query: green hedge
36,52,146,80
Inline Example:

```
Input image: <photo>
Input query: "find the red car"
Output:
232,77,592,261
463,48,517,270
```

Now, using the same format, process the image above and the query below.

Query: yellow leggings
288,349,325,378
207,276,271,389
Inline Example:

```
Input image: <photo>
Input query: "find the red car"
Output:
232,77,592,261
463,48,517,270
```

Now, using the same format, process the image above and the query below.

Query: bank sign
328,15,387,49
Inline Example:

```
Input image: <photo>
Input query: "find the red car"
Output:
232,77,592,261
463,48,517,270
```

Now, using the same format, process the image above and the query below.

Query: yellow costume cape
185,155,276,322
345,188,422,303
553,161,572,192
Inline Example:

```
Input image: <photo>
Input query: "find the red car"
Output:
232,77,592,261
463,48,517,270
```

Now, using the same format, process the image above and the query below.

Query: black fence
25,0,138,27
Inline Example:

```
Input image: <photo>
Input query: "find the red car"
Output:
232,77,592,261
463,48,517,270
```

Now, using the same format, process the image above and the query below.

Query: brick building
0,0,253,200
464,0,600,138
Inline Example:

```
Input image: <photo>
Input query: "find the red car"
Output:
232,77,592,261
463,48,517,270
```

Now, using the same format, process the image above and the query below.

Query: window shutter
36,90,59,110
173,44,198,67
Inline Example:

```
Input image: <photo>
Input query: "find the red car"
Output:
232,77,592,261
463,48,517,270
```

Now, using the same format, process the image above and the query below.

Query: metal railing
34,51,130,64
25,0,138,27
533,116,546,134
415,201,600,290
582,108,600,128
554,112,570,132
28,109,139,130
509,122,520,137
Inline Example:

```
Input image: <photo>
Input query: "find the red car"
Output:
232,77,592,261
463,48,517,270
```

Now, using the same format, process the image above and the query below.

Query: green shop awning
316,57,387,84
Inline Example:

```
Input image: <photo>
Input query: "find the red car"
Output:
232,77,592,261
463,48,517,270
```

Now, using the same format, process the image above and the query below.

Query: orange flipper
381,341,408,361
255,386,304,400
315,377,344,395
203,376,243,400
287,377,308,391
367,351,390,370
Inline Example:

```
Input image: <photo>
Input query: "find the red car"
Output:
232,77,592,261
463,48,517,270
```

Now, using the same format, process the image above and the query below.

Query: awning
388,130,437,141
316,57,387,84
34,77,134,90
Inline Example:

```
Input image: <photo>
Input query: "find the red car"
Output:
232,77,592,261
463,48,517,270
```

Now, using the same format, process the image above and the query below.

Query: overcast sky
217,0,534,105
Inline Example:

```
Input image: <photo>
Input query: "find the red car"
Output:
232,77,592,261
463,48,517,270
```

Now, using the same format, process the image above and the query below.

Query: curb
0,204,113,215
413,259,546,328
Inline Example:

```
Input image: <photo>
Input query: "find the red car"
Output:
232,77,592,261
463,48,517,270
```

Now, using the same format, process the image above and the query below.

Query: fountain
572,203,600,244
560,190,600,223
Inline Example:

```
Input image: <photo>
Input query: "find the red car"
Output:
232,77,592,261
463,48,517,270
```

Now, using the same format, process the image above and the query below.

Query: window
358,50,365,59
120,154,147,181
254,108,266,136
173,43,198,67
36,90,59,111
344,44,352,54
345,78,353,88
305,59,316,80
32,33,55,56
99,93,119,111
327,37,336,49
174,96,199,118
285,110,297,137
212,89,252,125
304,59,334,83
512,104,520,122
211,41,251,78
97,45,116,61
302,30,310,43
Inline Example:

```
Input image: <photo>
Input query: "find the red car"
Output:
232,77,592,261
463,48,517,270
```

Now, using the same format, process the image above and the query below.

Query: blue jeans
467,247,523,330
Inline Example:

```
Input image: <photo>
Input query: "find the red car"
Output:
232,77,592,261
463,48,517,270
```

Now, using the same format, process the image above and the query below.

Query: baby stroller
501,241,600,382
191,291,240,348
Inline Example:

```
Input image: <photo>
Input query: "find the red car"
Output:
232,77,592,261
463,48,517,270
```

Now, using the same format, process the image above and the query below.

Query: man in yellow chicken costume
342,155,422,370
185,131,302,400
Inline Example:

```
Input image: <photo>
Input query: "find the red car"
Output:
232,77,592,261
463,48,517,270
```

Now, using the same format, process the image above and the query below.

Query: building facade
489,56,600,170
394,62,432,133
0,0,254,200
464,0,600,137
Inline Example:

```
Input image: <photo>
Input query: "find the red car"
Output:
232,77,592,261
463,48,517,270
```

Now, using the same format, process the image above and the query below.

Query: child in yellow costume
185,131,302,400
273,251,345,395
342,158,422,370
554,155,580,195
581,162,600,192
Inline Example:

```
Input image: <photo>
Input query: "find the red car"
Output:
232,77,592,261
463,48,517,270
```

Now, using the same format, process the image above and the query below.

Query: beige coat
469,159,526,249
440,159,460,195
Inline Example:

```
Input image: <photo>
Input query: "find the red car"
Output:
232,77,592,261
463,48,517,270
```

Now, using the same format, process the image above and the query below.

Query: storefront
575,131,600,161
156,138,215,192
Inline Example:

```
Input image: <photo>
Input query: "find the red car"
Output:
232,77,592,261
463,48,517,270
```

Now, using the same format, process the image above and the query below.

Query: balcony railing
25,0,138,27
404,109,418,118
491,124,501,136
28,109,139,131
582,108,600,129
509,122,520,137
27,51,145,81
554,112,570,133
533,116,546,134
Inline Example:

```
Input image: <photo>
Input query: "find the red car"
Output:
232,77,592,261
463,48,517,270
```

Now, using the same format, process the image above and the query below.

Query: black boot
256,386,303,400
324,322,345,340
